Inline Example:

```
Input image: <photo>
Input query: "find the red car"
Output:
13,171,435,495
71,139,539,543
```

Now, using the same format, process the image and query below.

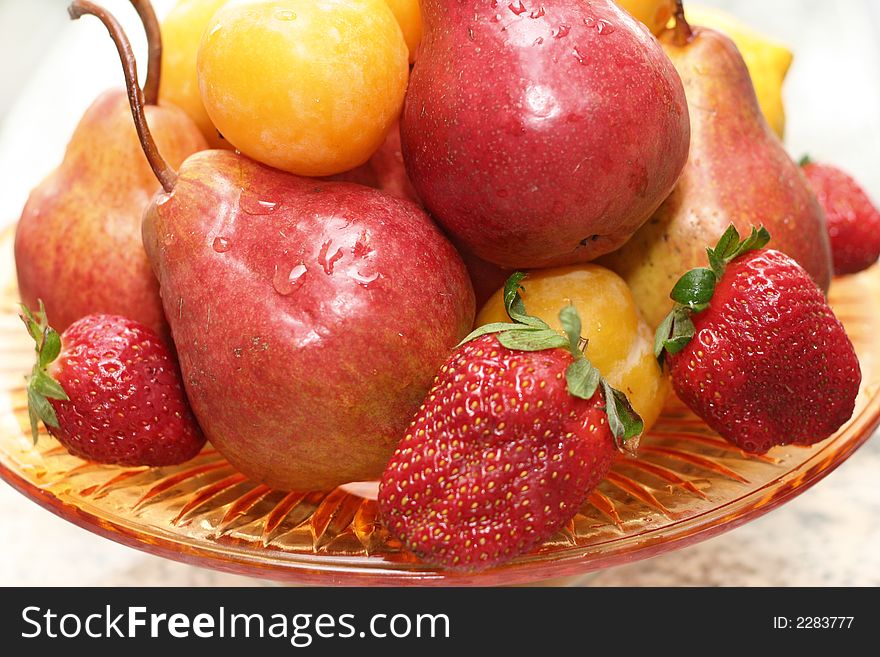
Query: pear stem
672,0,694,46
128,0,161,106
69,0,177,192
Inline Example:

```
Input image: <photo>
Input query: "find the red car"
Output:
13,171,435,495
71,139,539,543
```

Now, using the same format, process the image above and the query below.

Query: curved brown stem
69,0,177,192
672,0,694,46
128,0,162,105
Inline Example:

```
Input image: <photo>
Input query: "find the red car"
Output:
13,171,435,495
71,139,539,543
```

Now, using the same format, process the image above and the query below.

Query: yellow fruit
476,266,669,432
615,0,676,35
198,0,409,176
684,5,793,138
384,0,422,62
160,0,230,149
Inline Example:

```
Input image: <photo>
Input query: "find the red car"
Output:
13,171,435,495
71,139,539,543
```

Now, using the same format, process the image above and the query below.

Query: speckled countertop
0,0,879,586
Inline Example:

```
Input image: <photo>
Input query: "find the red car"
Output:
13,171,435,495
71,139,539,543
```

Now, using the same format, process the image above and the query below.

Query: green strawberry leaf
705,224,770,271
655,225,771,366
19,304,43,342
37,300,48,324
31,369,68,401
460,272,560,347
38,328,62,369
798,154,812,167
653,311,674,359
565,357,601,400
497,328,569,352
503,272,547,329
661,335,692,356
27,385,59,430
452,278,645,453
670,268,716,307
26,399,39,445
710,224,741,262
670,309,696,346
558,304,643,448
458,321,525,346
732,226,771,260
558,305,583,357
19,302,67,445
707,247,726,279
503,271,527,313
666,308,696,354
602,380,643,451
655,306,698,365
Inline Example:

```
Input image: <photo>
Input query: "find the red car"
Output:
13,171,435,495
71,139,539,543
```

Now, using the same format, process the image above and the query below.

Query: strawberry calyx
654,224,771,366
459,272,643,449
19,302,69,444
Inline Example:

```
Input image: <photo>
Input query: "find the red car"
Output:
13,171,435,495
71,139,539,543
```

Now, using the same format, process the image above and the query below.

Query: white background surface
0,0,879,585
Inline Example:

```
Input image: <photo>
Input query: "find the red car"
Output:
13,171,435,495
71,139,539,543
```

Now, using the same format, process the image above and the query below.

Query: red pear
14,0,206,337
601,9,832,327
401,0,690,268
143,153,474,490
70,0,475,491
330,122,420,204
456,244,511,311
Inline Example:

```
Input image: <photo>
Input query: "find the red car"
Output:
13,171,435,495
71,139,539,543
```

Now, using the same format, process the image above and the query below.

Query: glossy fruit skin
49,315,205,466
457,244,511,311
142,150,475,491
378,334,615,571
601,27,831,328
477,265,668,431
801,162,880,276
14,90,207,338
328,122,419,203
384,0,422,62
331,122,513,308
160,0,230,149
402,0,690,268
198,0,409,177
684,5,792,138
668,249,860,454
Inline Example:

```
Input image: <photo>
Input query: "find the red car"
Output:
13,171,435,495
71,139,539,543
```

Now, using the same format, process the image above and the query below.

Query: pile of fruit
12,0,879,572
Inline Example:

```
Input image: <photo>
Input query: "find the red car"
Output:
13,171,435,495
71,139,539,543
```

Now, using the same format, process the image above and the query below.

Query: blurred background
0,0,878,585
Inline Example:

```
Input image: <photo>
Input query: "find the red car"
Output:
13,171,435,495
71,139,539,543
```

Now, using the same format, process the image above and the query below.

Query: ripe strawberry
655,225,860,454
21,304,205,466
379,274,642,571
801,157,880,275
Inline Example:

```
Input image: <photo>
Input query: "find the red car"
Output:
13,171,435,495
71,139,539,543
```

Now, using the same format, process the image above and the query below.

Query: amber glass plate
0,228,878,586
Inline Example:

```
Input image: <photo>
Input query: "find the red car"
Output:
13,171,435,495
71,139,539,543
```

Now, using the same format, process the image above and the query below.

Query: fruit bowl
0,227,878,586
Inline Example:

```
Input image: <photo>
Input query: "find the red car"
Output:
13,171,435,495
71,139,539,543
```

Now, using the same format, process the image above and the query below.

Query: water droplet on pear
596,20,615,35
350,270,380,288
240,192,278,215
273,263,308,296
319,240,345,275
